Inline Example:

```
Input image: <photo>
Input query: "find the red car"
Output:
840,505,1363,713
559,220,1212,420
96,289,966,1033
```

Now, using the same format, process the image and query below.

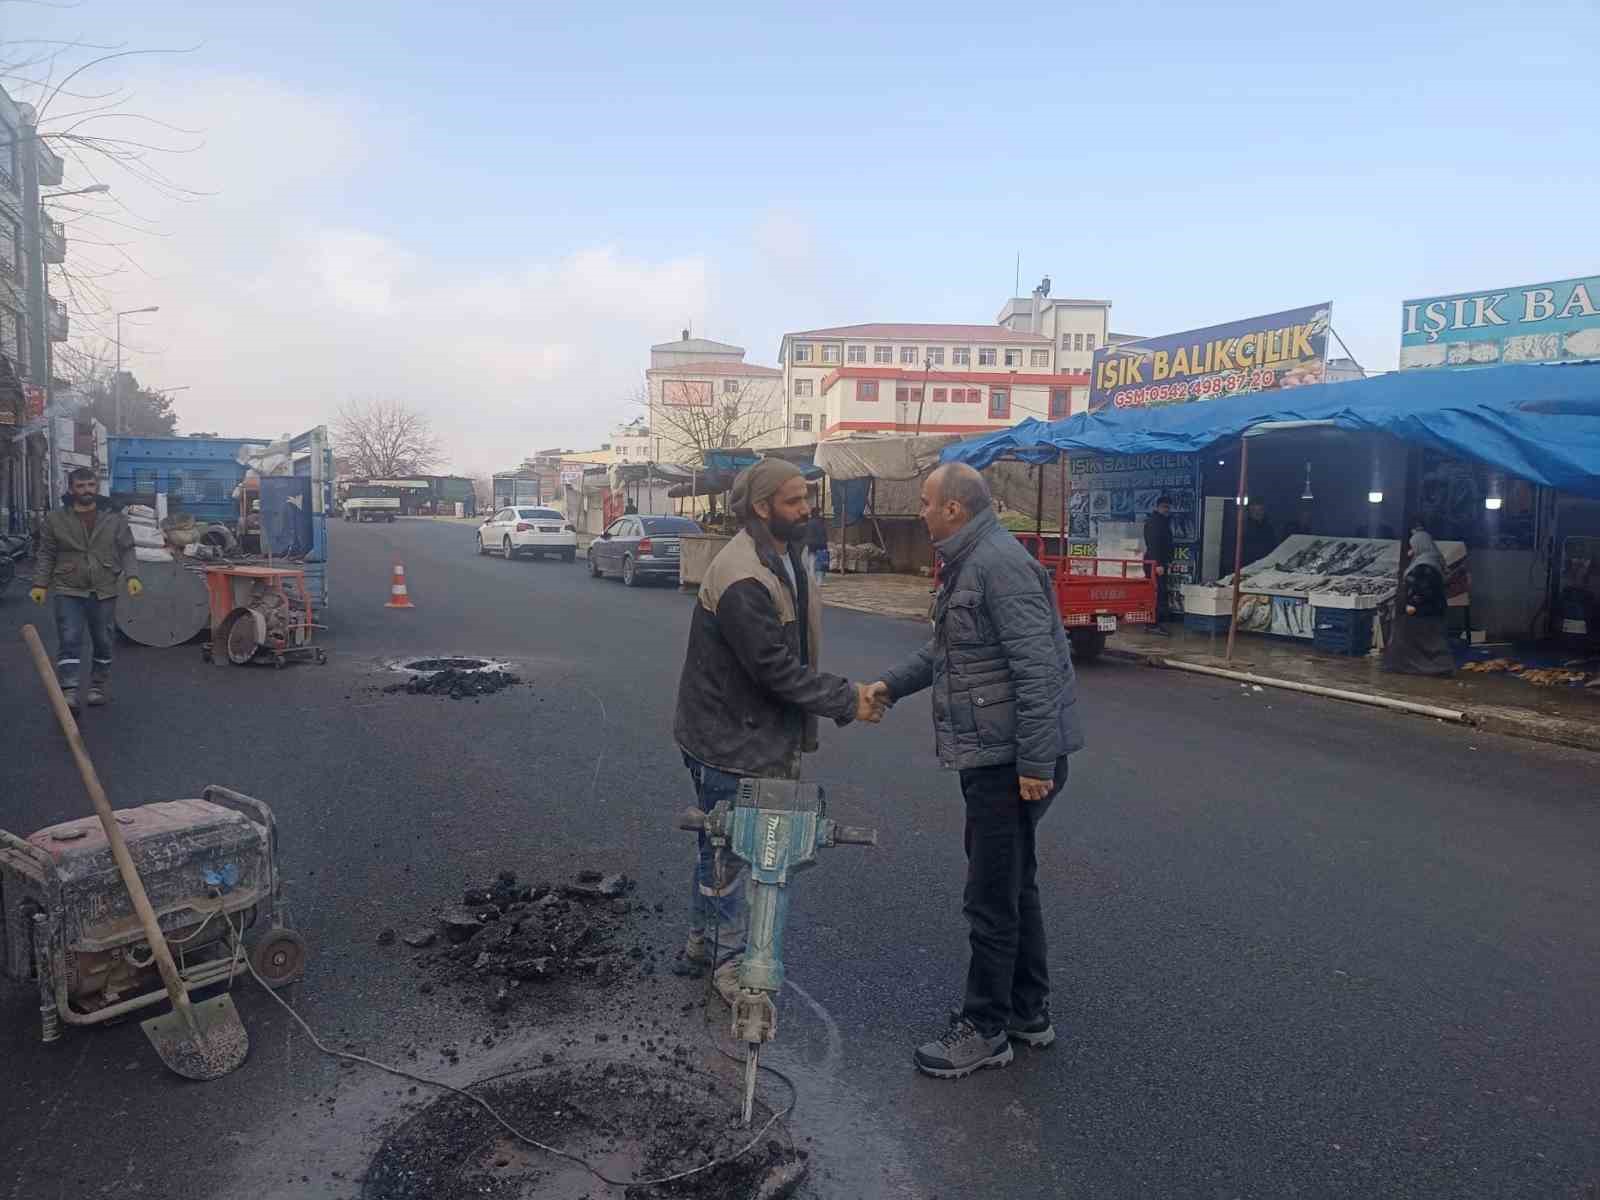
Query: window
989,389,1011,418
932,388,947,403
900,346,918,365
967,388,982,404
793,413,813,432
1050,389,1069,418
518,508,563,521
895,386,909,404
927,347,945,366
1030,349,1049,368
723,378,739,393
860,380,879,401
1086,333,1096,351
1,220,17,277
821,344,840,364
873,345,894,364
1004,349,1022,367
847,344,866,363
792,343,813,363
952,347,971,366
794,379,813,398
978,348,997,366
643,517,704,534
1060,333,1072,351
1073,333,1085,351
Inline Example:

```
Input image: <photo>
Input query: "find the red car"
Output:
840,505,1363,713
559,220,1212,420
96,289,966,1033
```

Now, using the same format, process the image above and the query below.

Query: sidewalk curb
1102,647,1600,755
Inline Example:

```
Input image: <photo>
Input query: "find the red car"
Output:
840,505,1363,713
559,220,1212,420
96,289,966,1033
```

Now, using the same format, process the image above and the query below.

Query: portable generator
0,785,306,1043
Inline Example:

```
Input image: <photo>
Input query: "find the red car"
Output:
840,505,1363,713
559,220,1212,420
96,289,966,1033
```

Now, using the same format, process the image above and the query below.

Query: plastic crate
1183,612,1232,636
1313,607,1374,656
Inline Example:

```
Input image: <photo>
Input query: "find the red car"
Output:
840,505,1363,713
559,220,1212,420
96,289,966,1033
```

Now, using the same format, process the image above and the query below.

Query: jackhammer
679,778,877,1125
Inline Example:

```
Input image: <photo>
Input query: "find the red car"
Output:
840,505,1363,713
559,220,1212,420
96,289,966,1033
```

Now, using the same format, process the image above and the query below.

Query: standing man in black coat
869,463,1085,1080
1143,495,1175,635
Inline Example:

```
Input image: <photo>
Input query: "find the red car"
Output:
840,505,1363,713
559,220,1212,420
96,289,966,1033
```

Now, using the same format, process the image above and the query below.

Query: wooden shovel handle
21,624,199,1034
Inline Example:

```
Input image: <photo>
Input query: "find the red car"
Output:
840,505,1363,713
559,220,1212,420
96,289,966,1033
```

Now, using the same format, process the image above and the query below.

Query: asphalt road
2,517,1597,1199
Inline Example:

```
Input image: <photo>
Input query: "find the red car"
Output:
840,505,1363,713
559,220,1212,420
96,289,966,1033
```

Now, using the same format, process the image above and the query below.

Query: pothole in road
402,657,496,673
382,657,521,698
361,1060,804,1200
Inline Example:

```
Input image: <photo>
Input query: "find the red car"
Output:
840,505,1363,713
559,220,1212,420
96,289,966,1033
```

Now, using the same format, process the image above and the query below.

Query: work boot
913,1017,1012,1079
86,686,108,707
1007,1008,1056,1048
62,688,81,715
713,960,741,1007
682,931,713,967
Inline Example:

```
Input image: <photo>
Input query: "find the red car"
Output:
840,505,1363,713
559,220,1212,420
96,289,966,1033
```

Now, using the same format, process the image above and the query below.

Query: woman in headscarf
1382,527,1455,676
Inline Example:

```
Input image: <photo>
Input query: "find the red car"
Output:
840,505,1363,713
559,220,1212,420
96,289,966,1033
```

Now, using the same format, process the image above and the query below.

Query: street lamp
114,306,159,435
44,183,111,200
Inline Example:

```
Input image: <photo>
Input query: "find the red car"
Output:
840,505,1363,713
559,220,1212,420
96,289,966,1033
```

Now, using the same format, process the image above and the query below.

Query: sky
9,0,1599,474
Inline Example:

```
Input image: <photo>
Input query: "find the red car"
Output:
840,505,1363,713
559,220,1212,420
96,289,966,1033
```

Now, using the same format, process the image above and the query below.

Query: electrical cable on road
223,904,798,1189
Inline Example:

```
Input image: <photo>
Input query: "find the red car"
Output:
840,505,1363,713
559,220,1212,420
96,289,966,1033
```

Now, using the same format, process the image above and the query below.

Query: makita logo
761,815,781,868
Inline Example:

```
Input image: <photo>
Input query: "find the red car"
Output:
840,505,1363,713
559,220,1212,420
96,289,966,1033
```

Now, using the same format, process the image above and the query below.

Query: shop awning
940,361,1600,499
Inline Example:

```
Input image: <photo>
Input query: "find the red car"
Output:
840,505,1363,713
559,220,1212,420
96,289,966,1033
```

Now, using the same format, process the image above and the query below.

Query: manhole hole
404,657,493,673
383,657,521,698
362,1060,801,1200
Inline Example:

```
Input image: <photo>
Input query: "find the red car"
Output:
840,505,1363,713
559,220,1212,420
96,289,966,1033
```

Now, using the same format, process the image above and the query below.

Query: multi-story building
609,417,651,464
2,85,68,534
777,321,1090,443
645,331,785,465
996,278,1112,376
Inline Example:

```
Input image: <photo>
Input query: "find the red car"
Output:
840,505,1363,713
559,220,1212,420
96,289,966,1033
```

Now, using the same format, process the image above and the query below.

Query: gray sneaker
1007,1009,1056,1048
913,1018,1013,1079
62,688,81,715
86,687,108,707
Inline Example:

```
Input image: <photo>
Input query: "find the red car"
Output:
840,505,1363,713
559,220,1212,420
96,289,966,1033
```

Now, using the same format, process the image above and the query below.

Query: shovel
22,624,249,1080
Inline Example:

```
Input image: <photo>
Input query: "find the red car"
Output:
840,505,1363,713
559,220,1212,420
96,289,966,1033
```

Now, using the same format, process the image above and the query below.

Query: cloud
55,71,711,473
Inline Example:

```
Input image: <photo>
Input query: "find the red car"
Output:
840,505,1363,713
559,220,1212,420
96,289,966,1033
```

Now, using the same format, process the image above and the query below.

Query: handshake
852,681,893,724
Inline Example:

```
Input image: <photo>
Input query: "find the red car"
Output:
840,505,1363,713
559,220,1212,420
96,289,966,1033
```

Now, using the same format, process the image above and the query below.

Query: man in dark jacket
30,467,142,712
870,463,1085,1079
673,458,885,1001
1143,495,1175,634
1241,500,1278,567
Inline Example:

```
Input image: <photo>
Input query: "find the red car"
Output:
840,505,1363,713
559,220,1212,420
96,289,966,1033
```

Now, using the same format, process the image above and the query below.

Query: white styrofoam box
1182,585,1235,616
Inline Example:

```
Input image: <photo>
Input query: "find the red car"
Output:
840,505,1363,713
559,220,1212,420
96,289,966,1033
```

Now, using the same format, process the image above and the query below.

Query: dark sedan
587,515,703,587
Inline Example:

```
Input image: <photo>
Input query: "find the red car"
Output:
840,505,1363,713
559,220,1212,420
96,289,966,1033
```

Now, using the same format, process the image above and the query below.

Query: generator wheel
251,928,308,989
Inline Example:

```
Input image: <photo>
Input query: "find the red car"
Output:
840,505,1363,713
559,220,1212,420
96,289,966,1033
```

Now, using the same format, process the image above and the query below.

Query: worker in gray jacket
870,462,1084,1079
30,467,142,712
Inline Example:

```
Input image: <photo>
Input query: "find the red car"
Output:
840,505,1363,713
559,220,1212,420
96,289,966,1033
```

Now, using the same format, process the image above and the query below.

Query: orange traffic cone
385,563,415,609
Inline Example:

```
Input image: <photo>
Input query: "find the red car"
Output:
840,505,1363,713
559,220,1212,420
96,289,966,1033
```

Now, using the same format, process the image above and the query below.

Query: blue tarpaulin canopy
940,362,1600,500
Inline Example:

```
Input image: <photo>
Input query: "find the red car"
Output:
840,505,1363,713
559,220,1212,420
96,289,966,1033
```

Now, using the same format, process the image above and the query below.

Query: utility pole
915,355,932,435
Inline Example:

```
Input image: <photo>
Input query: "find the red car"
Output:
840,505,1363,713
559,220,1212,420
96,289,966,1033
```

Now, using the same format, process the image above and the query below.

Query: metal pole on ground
1225,435,1250,663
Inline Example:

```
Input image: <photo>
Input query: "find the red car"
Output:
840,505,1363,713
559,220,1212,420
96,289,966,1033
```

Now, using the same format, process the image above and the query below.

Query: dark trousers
958,754,1070,1037
54,594,116,692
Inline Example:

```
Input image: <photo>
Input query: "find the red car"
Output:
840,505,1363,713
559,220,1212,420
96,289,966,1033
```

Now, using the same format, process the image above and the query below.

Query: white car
477,506,577,562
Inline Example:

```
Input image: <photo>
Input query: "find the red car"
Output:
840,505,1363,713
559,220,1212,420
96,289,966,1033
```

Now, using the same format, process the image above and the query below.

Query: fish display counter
1182,534,1469,652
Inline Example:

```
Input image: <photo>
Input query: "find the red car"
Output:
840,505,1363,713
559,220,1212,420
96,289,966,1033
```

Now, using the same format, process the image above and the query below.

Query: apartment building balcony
41,214,65,264
47,296,67,342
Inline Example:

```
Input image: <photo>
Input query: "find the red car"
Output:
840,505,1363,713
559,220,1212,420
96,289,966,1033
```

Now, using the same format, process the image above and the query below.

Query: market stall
942,361,1600,661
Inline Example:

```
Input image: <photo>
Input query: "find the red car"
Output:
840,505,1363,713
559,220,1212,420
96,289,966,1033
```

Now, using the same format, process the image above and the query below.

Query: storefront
941,360,1600,661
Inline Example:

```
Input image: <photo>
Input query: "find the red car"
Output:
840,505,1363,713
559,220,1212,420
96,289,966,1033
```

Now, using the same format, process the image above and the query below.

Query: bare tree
333,398,443,479
640,375,789,467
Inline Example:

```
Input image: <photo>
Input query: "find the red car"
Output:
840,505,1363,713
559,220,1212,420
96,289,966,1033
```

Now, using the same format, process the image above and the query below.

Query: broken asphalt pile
385,871,665,1015
384,667,523,699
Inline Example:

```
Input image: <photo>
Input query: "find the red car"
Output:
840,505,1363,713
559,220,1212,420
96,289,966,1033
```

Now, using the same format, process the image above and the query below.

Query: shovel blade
140,993,250,1080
